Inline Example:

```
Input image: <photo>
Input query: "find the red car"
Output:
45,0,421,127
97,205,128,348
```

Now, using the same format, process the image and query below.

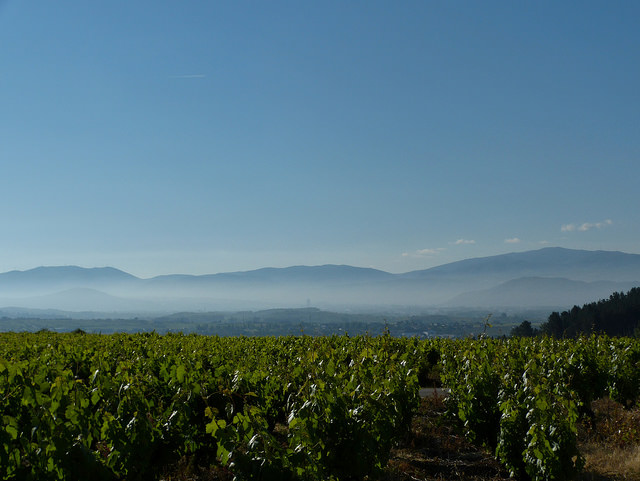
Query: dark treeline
539,287,640,337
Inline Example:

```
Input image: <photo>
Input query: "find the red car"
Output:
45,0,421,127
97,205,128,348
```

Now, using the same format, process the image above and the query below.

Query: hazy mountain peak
5,265,138,280
403,247,640,282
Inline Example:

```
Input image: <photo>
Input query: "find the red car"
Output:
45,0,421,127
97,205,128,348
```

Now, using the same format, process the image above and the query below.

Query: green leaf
5,424,18,440
176,364,186,383
206,420,218,435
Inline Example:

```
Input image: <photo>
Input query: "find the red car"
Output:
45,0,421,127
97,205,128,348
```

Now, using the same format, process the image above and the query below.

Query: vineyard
1,332,639,480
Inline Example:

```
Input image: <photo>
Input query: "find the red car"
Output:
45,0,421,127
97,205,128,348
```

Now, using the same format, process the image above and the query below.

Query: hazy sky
1,1,638,277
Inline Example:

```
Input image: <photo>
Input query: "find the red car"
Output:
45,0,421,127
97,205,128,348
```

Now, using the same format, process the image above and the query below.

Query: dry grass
578,398,640,481
580,444,640,480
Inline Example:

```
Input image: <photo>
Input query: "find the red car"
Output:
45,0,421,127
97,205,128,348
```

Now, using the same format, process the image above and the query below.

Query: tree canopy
541,287,640,337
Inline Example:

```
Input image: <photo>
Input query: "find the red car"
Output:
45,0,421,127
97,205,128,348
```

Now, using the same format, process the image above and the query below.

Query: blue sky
1,1,638,277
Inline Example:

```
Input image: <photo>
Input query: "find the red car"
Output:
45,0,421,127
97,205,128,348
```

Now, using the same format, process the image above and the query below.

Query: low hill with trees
540,287,640,337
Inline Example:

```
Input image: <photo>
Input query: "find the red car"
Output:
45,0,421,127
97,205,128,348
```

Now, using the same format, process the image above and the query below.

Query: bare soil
383,394,511,481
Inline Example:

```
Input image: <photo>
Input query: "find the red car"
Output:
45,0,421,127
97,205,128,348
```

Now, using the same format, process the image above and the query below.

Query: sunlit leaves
0,331,637,480
0,331,421,480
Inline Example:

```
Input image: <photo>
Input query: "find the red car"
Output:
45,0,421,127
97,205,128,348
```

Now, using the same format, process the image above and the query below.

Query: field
1,332,639,480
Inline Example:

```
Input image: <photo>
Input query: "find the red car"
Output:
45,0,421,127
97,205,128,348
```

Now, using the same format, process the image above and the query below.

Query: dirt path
384,395,511,481
418,387,449,399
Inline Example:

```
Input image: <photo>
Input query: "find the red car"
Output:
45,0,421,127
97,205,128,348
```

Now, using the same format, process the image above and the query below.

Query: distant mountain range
0,247,638,315
446,277,636,308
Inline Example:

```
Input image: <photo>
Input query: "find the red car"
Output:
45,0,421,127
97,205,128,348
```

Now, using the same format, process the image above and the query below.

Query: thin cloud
505,237,521,244
579,219,613,231
169,74,206,79
402,247,445,258
417,248,445,255
453,239,476,245
562,219,612,232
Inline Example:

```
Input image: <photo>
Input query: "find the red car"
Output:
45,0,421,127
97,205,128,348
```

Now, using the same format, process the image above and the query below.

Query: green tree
510,320,538,337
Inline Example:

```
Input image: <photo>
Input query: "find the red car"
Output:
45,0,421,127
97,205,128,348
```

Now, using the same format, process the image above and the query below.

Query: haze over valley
0,248,638,320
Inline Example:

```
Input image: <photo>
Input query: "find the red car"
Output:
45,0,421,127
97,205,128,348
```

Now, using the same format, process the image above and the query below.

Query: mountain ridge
3,247,638,281
446,276,638,308
0,248,638,312
402,247,640,281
